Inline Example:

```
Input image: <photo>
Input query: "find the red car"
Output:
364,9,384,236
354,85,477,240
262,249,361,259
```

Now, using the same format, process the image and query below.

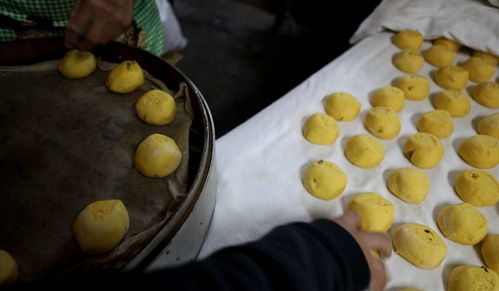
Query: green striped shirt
0,0,164,56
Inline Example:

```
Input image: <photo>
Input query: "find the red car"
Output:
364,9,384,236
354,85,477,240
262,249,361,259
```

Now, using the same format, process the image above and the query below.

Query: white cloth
155,0,187,52
351,0,499,56
201,31,499,291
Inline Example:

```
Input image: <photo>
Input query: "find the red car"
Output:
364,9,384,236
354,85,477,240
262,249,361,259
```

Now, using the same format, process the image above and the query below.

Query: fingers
368,259,389,291
364,232,392,259
65,5,93,48
336,211,361,230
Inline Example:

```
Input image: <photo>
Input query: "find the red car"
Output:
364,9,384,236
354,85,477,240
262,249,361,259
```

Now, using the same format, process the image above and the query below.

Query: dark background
173,0,381,137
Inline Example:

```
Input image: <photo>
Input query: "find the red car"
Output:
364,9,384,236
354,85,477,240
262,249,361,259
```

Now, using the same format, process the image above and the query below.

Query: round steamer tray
0,38,217,273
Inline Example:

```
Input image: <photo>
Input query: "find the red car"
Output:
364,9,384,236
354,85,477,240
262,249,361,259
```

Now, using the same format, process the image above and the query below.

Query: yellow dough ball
482,234,499,274
345,134,384,168
437,203,488,245
392,30,424,51
473,50,499,66
433,37,461,52
417,110,454,138
106,60,145,93
393,50,425,73
433,89,471,117
135,89,176,126
424,45,457,68
0,250,17,286
388,167,429,204
364,107,401,139
302,160,347,200
448,265,499,291
455,169,499,207
302,113,339,145
58,49,97,79
134,134,182,178
461,57,496,83
392,224,447,269
472,82,499,109
348,192,394,232
324,92,361,121
403,132,444,169
458,135,499,169
434,65,469,90
370,86,405,112
478,113,499,139
73,200,130,255
395,74,430,100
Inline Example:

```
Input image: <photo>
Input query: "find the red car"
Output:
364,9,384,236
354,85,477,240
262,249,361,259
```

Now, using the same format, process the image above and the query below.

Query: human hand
332,211,392,291
65,0,135,51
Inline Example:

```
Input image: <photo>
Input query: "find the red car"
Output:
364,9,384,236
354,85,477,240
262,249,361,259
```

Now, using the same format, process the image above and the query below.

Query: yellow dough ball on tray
348,192,394,232
447,265,499,291
392,30,424,51
0,250,17,286
454,169,499,207
424,45,456,68
302,113,339,145
403,132,444,169
437,203,488,245
392,223,447,269
345,134,384,168
417,110,454,138
478,113,499,139
388,167,429,204
458,135,499,169
58,49,97,79
324,92,361,121
433,89,471,117
136,89,177,126
106,60,145,93
302,160,347,200
472,82,499,109
73,200,130,255
395,74,430,101
434,65,469,90
461,57,496,83
433,37,461,52
135,133,182,178
364,107,401,140
473,50,499,66
393,50,425,73
482,234,499,274
370,86,405,112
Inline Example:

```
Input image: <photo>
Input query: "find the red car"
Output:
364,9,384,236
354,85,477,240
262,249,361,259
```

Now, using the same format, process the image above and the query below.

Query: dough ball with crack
434,65,469,90
461,57,496,83
58,49,97,79
302,113,339,145
472,82,499,109
302,160,347,200
424,45,457,68
447,265,499,291
477,113,499,139
106,60,145,93
347,192,394,232
370,86,405,112
324,92,361,121
437,203,488,245
392,30,424,51
433,89,471,117
395,74,430,100
388,167,429,204
393,50,425,73
458,135,499,169
482,234,499,274
433,37,461,52
403,132,444,169
134,134,182,177
417,110,453,138
136,89,176,125
364,107,401,139
345,134,384,168
455,169,499,207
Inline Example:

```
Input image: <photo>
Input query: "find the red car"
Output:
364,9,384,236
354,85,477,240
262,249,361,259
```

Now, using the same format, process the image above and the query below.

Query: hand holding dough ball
482,234,499,274
388,167,429,204
370,86,405,112
347,192,394,232
424,45,456,67
392,224,447,269
393,50,425,73
437,203,488,245
434,65,469,89
106,60,145,93
458,135,499,169
417,110,454,138
135,134,182,178
302,160,347,200
403,133,444,169
433,89,470,117
324,92,361,121
478,113,499,139
461,57,496,83
455,169,499,207
302,113,339,145
447,265,499,291
472,82,499,109
395,74,429,100
392,30,424,51
345,134,384,168
433,37,461,52
473,50,499,66
73,200,130,254
136,89,176,125
58,49,97,79
0,250,17,286
364,107,401,139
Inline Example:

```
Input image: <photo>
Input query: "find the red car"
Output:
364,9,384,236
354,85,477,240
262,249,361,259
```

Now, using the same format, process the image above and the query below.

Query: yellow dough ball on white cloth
393,50,425,73
434,65,469,90
482,234,499,274
458,135,499,169
454,169,499,207
447,265,499,291
477,113,499,139
324,92,361,121
433,89,471,117
364,107,401,140
417,110,454,138
302,113,339,145
392,30,424,51
388,167,430,204
437,203,488,245
424,45,457,68
344,134,384,168
473,50,499,66
302,160,347,200
370,86,405,112
472,82,499,109
395,74,430,101
433,37,461,52
348,192,394,232
403,132,444,169
461,57,496,83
